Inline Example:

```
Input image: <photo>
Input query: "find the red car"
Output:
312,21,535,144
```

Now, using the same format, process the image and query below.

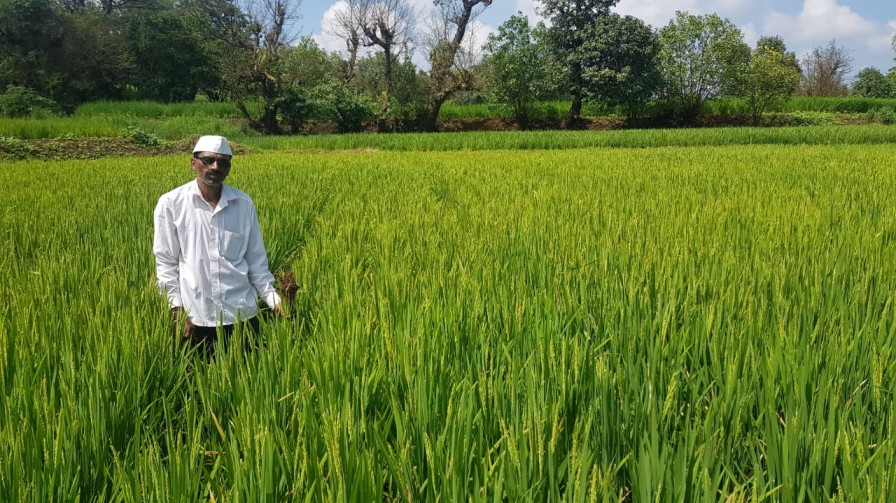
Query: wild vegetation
2,0,894,133
2,134,896,500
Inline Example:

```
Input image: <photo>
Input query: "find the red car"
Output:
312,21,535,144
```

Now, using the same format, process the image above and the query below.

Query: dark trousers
180,316,260,358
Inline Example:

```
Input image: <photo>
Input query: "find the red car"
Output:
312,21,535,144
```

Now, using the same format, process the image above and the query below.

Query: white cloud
613,0,697,29
764,0,876,44
312,1,353,55
514,0,540,20
613,0,770,29
740,22,759,47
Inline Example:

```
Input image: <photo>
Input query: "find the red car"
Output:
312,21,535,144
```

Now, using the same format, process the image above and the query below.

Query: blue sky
300,0,895,78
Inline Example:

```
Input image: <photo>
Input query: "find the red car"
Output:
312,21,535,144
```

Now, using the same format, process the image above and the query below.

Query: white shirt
153,180,281,326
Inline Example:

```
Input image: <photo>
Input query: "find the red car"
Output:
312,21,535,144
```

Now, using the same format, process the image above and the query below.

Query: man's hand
273,303,292,319
171,307,194,340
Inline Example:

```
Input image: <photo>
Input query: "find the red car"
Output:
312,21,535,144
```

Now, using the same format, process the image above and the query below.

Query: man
153,135,281,355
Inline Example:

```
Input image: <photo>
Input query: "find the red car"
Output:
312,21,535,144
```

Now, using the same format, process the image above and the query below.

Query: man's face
191,151,232,188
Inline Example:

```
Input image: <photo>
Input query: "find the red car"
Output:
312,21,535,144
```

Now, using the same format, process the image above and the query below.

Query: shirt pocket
219,229,245,262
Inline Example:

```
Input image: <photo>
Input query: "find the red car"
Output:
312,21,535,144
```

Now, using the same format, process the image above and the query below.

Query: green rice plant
236,125,896,152
74,100,242,118
2,141,896,500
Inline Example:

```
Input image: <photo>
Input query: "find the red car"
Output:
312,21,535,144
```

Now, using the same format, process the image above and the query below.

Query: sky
299,0,895,80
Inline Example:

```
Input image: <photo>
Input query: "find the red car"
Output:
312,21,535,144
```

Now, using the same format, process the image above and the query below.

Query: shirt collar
189,179,234,211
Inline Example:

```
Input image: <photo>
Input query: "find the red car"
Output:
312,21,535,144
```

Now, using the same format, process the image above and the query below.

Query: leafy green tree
0,0,68,99
481,13,557,129
308,81,375,132
755,35,800,74
539,0,617,125
580,13,660,119
0,0,129,107
0,84,61,117
278,38,361,131
222,0,304,134
888,67,896,97
355,54,426,130
741,45,801,124
126,11,211,102
850,67,892,98
658,11,751,122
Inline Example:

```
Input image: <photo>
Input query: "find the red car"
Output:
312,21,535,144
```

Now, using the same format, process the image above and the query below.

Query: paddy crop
1,142,896,500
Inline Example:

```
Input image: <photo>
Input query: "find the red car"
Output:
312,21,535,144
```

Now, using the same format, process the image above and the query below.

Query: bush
0,86,62,118
308,83,375,133
0,135,38,160
785,111,838,126
867,106,896,125
121,126,165,148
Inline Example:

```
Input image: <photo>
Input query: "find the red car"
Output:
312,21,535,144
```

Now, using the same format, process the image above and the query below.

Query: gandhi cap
192,135,233,156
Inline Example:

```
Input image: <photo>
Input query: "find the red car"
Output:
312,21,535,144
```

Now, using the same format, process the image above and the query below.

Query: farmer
153,135,282,355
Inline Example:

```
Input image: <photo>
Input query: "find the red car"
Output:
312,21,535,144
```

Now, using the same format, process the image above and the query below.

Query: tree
0,0,69,100
579,13,660,119
421,0,493,132
224,0,303,134
741,45,800,124
277,37,345,131
0,0,129,106
850,67,892,98
756,35,801,76
539,0,617,126
799,39,852,97
324,0,364,82
481,14,556,129
657,11,750,122
127,11,211,102
358,0,415,97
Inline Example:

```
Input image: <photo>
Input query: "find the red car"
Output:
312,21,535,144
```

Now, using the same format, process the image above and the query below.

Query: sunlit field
2,139,896,500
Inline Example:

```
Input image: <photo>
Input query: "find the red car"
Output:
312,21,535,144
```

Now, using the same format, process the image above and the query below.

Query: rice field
2,137,896,500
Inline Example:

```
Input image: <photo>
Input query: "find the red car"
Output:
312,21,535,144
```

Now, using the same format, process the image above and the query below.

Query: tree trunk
565,94,582,128
261,106,280,135
423,95,446,132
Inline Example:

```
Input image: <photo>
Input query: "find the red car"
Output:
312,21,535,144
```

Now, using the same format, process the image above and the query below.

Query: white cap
192,135,233,156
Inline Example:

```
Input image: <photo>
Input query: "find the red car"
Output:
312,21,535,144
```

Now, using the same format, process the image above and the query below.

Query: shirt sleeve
153,197,183,309
245,200,281,309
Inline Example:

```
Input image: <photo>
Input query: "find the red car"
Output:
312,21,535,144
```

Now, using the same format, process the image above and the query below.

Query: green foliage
0,134,38,159
658,11,751,122
74,100,241,118
851,67,893,98
126,11,211,102
274,86,313,133
539,0,619,120
0,85,61,118
317,83,376,133
241,125,896,152
482,13,558,128
354,55,428,131
867,106,896,125
742,46,801,123
785,111,838,126
784,96,896,113
580,14,661,119
121,126,165,147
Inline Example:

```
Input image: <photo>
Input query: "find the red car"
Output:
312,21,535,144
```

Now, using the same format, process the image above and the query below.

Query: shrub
0,86,62,118
867,106,896,125
785,111,838,126
121,126,164,148
0,135,38,160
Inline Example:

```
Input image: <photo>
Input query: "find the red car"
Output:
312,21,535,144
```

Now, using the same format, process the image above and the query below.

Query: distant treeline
1,0,894,133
